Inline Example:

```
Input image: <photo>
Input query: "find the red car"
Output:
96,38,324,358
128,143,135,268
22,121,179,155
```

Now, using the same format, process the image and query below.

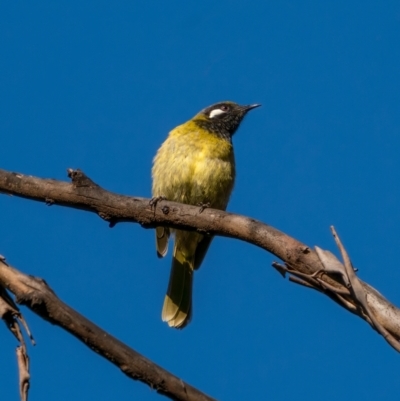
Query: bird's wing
156,226,170,258
193,235,214,270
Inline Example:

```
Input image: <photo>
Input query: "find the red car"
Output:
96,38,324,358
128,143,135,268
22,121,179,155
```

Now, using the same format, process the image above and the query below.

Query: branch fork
273,226,400,352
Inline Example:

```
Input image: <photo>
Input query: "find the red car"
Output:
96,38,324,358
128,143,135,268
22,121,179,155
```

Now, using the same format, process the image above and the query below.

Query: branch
0,167,400,351
0,257,216,401
0,255,33,401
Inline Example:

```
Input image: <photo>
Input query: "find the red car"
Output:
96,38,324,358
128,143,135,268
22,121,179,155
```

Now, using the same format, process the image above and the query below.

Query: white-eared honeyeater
152,101,260,328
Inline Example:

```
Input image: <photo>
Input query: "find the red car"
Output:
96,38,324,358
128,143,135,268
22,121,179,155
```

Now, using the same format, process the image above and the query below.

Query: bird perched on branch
152,101,260,328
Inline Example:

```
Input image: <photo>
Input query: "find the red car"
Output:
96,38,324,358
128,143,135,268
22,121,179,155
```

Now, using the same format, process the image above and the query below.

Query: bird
152,101,260,328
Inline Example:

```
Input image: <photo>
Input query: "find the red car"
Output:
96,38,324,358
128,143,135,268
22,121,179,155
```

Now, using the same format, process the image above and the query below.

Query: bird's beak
242,104,261,112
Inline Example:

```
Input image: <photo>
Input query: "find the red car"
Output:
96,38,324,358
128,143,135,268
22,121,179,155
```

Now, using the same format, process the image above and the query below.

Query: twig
16,346,30,401
0,282,32,401
330,226,400,352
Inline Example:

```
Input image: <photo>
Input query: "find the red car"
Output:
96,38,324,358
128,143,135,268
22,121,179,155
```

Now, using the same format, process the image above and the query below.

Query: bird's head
193,101,261,141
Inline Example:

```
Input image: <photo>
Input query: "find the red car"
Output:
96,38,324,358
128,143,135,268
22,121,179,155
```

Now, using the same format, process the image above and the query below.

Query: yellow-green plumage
152,101,260,328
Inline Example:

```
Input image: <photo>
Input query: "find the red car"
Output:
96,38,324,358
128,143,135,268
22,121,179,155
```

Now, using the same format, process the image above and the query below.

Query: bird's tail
162,246,193,329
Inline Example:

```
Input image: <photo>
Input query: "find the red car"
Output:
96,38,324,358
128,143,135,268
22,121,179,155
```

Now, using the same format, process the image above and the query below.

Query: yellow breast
152,121,235,210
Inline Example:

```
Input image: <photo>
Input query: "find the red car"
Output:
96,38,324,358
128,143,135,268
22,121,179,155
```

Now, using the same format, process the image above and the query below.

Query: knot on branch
67,169,99,188
161,205,170,215
98,212,118,227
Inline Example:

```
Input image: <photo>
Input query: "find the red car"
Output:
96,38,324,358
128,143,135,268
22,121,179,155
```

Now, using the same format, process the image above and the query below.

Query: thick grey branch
1,167,400,351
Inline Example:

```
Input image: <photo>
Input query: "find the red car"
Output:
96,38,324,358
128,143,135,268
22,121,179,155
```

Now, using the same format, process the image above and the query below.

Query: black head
193,101,261,141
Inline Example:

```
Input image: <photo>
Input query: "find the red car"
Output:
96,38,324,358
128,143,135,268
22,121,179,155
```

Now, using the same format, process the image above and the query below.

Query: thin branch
0,283,32,401
1,167,400,352
16,346,30,401
0,258,216,401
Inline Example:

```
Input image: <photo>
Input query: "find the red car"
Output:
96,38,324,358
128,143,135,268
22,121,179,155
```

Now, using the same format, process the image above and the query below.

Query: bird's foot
197,202,211,214
149,195,167,209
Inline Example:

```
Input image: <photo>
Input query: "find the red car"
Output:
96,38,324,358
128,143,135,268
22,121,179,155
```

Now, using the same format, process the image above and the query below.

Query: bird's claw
150,196,167,209
197,202,211,214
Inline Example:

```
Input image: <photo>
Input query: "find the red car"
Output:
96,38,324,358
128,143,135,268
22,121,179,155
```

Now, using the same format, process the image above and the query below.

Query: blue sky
1,2,400,400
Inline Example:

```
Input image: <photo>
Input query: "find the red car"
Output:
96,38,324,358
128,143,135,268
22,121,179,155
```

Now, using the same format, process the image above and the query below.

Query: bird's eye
220,105,228,111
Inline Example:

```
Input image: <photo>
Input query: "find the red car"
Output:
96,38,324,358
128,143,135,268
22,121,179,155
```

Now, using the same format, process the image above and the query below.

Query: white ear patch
209,108,226,118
